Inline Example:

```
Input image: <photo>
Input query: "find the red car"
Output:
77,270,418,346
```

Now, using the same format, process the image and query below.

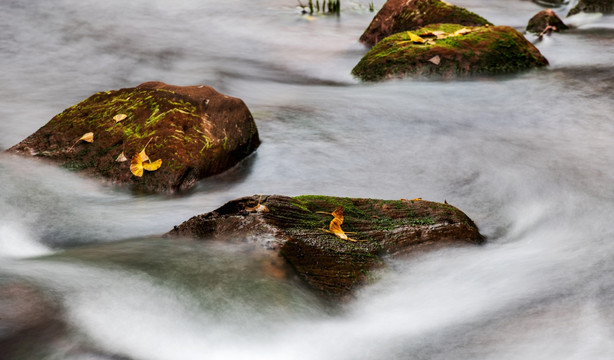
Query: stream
2,0,614,359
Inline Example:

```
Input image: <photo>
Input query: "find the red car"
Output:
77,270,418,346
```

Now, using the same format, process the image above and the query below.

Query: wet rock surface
167,194,484,300
7,81,260,193
359,0,491,47
526,9,569,34
568,0,614,16
353,24,549,81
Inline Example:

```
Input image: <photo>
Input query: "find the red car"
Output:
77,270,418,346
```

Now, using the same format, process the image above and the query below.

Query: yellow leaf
80,132,94,143
452,28,472,37
138,148,150,163
130,138,161,176
68,132,94,151
113,114,128,123
407,31,426,43
130,154,144,177
331,206,344,221
142,159,162,171
115,151,128,162
318,206,363,242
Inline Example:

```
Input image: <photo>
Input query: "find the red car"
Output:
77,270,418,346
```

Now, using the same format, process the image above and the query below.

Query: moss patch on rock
360,0,491,47
353,24,549,81
7,82,260,193
168,194,484,300
568,0,614,16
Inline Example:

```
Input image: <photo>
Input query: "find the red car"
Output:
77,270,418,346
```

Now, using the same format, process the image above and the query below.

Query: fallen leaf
407,31,426,43
318,206,363,242
452,28,473,36
115,151,128,162
80,132,94,143
138,148,150,163
113,114,128,123
428,55,441,65
246,195,270,213
142,159,162,171
130,154,144,177
129,138,162,177
68,132,94,151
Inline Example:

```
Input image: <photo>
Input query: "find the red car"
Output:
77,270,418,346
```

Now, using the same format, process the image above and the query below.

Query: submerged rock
526,9,569,34
352,24,549,81
359,0,491,47
568,0,614,16
168,195,484,300
7,81,260,193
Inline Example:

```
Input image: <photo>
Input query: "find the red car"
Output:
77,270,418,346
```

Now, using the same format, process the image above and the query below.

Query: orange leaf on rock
130,154,144,177
142,159,162,171
318,206,362,242
68,132,94,151
80,132,94,143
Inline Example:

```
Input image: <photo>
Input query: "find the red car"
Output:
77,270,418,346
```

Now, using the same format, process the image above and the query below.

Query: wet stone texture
359,0,492,47
167,195,485,301
526,9,569,34
7,81,260,193
353,24,549,82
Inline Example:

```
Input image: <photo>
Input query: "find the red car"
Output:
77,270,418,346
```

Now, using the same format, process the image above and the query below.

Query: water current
1,0,614,359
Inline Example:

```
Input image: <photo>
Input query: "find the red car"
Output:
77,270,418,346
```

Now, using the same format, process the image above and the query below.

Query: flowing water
1,0,614,359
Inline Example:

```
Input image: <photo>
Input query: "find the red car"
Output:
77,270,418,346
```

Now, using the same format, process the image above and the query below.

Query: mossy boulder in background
568,0,614,16
168,194,484,300
359,0,491,47
526,9,569,34
352,24,549,81
7,81,260,193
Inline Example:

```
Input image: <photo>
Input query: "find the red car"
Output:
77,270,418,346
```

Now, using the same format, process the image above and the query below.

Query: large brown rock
8,81,260,193
526,9,569,34
568,0,614,16
359,0,491,47
167,195,484,300
353,24,549,81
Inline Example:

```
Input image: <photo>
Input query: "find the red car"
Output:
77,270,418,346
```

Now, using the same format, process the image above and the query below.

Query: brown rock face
526,9,569,34
167,195,485,300
7,81,260,193
568,0,614,16
353,24,549,82
359,0,492,47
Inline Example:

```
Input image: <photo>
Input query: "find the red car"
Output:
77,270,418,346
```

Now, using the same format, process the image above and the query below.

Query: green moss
352,24,548,81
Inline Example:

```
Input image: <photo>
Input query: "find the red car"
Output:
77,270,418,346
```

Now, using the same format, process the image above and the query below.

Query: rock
167,195,484,300
7,81,260,193
359,0,492,47
532,0,567,6
526,9,569,34
352,24,549,82
568,0,614,16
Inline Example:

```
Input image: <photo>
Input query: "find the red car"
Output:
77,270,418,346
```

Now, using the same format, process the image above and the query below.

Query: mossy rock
526,9,569,34
167,194,484,300
7,81,260,193
359,0,491,47
352,24,549,82
568,0,614,16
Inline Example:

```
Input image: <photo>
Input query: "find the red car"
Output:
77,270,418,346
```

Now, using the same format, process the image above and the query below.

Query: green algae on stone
359,0,492,47
168,194,484,300
568,0,614,16
8,82,260,193
352,24,549,81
